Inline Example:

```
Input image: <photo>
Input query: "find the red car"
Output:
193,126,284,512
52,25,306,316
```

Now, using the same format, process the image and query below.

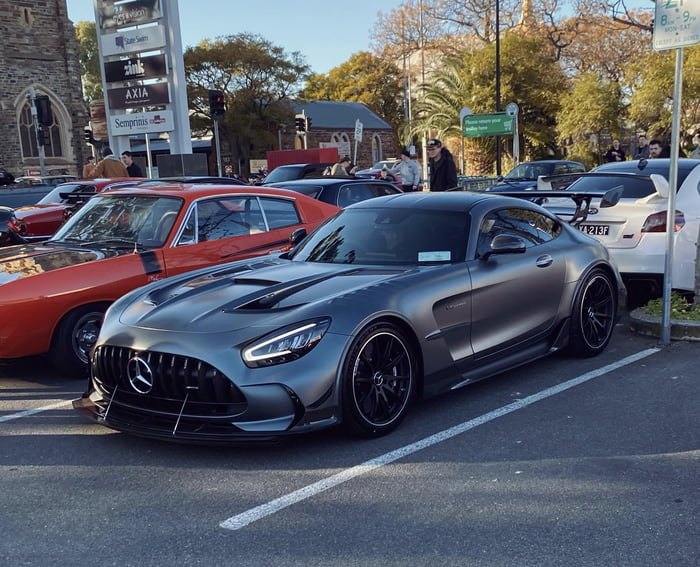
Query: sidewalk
628,308,700,342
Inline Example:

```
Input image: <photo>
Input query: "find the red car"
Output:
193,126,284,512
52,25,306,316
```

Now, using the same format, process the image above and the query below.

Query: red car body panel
0,184,339,361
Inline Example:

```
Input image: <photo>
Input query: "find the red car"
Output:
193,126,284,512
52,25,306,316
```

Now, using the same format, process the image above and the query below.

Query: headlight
242,318,331,368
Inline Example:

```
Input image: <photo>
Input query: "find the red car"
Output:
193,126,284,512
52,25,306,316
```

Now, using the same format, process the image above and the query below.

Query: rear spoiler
485,186,622,226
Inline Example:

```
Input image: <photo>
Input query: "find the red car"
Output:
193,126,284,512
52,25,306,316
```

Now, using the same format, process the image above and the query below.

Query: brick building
0,0,88,178
289,101,399,170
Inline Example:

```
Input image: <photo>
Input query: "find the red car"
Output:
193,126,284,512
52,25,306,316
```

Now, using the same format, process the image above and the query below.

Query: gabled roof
292,101,392,131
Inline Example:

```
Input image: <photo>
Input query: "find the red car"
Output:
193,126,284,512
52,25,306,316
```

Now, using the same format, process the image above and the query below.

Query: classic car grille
92,345,246,417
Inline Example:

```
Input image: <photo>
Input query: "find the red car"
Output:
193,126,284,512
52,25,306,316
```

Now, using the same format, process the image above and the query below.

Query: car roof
593,158,700,175
96,183,310,201
346,189,534,212
266,177,397,187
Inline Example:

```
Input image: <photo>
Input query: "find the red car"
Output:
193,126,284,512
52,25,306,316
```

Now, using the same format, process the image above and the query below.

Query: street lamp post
495,0,502,176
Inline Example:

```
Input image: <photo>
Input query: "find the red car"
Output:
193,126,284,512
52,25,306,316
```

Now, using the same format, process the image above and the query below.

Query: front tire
341,323,416,437
567,269,616,357
49,304,107,376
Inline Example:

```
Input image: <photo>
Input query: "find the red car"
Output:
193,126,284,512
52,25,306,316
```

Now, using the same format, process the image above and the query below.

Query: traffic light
208,89,225,121
35,95,53,126
306,116,312,130
295,114,306,133
38,127,51,146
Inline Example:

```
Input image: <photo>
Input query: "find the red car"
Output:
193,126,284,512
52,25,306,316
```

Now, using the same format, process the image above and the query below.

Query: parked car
0,178,143,243
74,190,624,443
0,183,339,375
353,159,402,183
550,158,700,302
265,177,403,207
485,160,586,192
12,174,78,188
139,176,249,186
0,167,15,186
257,163,334,185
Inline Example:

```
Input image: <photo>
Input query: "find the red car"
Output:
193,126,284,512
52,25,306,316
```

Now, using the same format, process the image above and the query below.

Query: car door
467,206,568,358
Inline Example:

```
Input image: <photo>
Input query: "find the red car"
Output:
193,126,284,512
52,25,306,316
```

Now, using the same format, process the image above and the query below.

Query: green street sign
462,113,514,137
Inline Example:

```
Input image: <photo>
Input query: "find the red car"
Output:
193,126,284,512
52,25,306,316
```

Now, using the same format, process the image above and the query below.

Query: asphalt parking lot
1,315,698,566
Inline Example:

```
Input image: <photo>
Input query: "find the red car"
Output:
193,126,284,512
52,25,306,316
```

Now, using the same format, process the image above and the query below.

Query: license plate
579,224,609,236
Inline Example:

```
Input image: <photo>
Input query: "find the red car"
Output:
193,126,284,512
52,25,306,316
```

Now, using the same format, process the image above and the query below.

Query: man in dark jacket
121,151,144,177
427,138,458,191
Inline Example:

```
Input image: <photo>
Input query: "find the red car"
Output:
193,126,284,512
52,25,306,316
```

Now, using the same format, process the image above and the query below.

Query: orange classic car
0,183,339,376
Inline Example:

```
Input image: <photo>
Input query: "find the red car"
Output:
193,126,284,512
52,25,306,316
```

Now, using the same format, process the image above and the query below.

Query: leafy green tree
407,33,567,174
185,33,311,171
302,52,404,129
626,45,700,146
74,21,102,102
557,72,625,168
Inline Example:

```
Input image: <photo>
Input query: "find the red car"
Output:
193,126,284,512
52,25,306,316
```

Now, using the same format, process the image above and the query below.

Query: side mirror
482,234,527,260
290,227,307,247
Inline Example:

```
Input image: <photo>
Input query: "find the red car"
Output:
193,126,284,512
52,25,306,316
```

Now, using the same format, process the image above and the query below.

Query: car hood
0,243,113,285
119,258,412,332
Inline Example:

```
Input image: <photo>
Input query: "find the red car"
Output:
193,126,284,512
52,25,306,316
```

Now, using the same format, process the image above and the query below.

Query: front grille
92,345,247,418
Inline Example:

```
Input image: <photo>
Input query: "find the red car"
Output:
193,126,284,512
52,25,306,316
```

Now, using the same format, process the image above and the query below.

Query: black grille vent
92,345,246,417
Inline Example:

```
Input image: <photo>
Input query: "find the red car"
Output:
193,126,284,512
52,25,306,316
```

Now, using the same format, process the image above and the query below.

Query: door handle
536,255,553,267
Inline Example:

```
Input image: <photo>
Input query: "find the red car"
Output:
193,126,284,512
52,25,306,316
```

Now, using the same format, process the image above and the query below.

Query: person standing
604,139,626,162
82,156,96,178
648,140,665,158
426,138,457,191
396,150,421,191
331,155,351,176
121,151,144,177
632,135,650,160
690,134,700,159
87,146,128,178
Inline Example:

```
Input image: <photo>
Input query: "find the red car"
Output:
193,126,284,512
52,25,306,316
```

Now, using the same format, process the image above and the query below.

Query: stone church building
0,0,88,178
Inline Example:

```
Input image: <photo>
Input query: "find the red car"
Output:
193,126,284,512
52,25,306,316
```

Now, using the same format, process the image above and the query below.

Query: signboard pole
214,120,222,176
661,48,683,344
145,135,153,178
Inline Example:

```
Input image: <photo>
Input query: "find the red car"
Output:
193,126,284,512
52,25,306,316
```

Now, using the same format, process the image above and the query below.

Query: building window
372,135,382,163
19,98,63,159
331,133,350,144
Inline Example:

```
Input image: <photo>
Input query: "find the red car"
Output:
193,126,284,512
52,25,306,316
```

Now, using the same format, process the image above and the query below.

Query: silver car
74,191,625,443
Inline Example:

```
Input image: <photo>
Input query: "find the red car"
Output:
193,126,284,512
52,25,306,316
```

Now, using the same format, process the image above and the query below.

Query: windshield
263,166,303,184
290,207,468,265
37,183,95,205
51,194,183,247
503,163,553,180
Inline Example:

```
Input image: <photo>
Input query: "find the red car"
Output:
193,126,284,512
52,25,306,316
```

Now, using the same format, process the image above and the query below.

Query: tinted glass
291,208,468,265
593,160,697,191
476,208,561,259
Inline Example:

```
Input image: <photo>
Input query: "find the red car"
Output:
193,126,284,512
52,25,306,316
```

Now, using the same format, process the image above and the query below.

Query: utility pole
27,88,47,175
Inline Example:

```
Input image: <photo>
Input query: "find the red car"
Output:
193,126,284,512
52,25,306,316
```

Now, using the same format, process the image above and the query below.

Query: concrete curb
629,308,700,342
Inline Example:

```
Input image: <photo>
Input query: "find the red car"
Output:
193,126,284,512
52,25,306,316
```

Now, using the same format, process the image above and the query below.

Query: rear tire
341,323,416,437
48,304,107,377
567,269,616,358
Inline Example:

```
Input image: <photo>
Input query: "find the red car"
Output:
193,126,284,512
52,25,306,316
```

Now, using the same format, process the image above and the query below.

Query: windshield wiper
78,238,143,250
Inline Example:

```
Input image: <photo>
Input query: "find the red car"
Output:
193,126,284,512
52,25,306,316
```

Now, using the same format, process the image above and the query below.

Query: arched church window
19,98,63,159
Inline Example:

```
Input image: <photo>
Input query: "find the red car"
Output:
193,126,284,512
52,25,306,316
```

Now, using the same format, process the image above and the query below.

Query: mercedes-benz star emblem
126,355,154,394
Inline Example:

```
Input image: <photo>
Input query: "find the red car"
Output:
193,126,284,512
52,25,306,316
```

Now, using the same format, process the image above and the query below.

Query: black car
485,160,586,191
265,177,403,207
258,163,334,185
0,167,15,186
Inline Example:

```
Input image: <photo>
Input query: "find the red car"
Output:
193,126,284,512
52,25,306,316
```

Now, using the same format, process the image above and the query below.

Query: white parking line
0,399,73,423
220,347,661,531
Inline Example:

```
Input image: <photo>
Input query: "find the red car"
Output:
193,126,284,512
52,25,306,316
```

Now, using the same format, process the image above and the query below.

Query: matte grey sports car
74,191,626,443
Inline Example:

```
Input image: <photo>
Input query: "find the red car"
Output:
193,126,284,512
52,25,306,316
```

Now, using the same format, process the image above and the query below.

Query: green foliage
74,21,102,102
184,33,311,165
557,72,625,167
302,52,404,129
643,292,700,321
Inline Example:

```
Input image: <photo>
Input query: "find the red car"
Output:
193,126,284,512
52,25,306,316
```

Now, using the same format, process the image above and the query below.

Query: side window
569,163,586,173
187,197,257,242
369,183,398,197
553,164,568,175
338,184,373,207
476,208,561,258
259,198,301,229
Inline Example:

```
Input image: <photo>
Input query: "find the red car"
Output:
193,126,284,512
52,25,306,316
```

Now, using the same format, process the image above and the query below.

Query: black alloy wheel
341,323,416,437
568,269,616,357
